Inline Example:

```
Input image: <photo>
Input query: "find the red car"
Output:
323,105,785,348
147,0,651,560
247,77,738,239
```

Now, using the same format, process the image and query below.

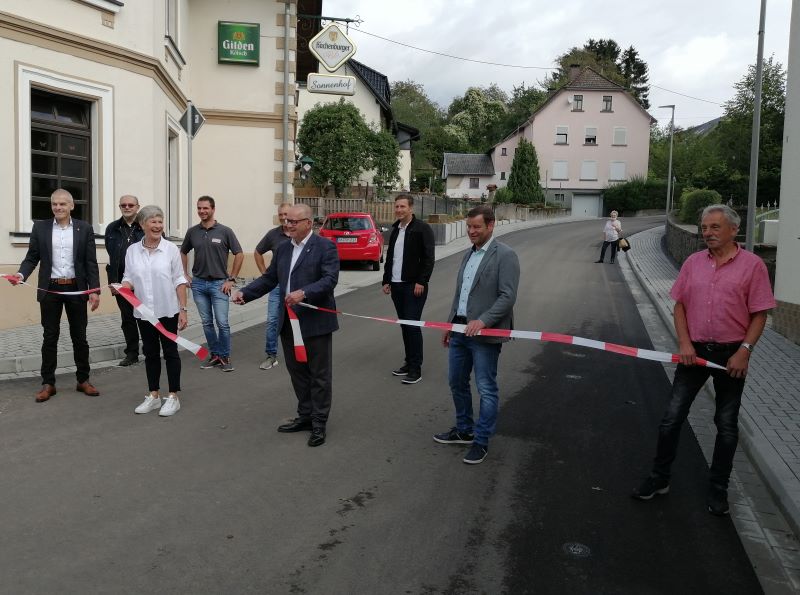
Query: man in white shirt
8,189,101,402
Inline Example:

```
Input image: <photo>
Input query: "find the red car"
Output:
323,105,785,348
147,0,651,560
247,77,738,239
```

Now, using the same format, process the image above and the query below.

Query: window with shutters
555,126,568,145
609,161,627,181
584,127,597,145
580,160,598,181
552,161,569,180
612,127,627,146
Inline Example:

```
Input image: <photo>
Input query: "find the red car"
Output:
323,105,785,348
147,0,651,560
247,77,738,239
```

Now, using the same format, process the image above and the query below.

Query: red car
319,212,385,270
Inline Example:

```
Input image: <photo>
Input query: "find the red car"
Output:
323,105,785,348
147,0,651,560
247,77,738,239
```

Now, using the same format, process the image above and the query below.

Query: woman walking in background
596,210,622,264
121,205,188,417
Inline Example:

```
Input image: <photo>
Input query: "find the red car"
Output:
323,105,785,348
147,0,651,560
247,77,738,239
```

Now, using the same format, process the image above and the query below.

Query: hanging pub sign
218,21,260,65
308,23,356,72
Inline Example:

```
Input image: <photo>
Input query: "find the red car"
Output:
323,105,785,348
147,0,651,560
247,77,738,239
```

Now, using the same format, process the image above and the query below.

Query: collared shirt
51,218,75,279
604,219,622,241
457,237,494,317
670,245,776,343
286,230,313,295
390,220,409,283
181,221,242,279
122,239,187,319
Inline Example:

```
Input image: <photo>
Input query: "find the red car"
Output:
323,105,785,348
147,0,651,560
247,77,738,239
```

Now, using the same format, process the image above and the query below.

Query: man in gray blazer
434,205,520,464
233,204,339,447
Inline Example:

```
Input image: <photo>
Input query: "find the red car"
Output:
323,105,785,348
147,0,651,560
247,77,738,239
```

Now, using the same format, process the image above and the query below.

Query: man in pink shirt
632,204,776,515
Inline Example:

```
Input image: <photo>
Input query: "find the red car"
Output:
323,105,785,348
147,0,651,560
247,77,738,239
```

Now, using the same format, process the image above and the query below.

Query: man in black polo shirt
382,194,435,384
105,194,144,366
180,196,243,371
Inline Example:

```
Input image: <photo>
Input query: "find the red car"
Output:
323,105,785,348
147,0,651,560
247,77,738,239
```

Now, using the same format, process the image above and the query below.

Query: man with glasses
105,195,144,366
233,204,339,447
180,196,244,372
253,203,292,370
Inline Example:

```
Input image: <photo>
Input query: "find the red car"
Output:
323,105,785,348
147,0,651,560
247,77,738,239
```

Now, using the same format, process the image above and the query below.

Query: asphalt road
0,217,761,594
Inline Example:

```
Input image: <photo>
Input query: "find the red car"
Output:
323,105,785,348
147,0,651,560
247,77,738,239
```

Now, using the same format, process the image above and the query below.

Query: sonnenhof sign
218,21,260,65
307,73,356,96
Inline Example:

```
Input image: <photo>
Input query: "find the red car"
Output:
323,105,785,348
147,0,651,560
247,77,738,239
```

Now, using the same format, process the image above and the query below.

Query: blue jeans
652,342,745,490
448,333,502,447
265,285,281,356
192,278,231,358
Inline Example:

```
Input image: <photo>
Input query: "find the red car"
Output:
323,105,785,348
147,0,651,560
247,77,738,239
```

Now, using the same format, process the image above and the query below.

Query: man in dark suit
7,189,101,402
435,205,520,465
233,204,339,447
381,194,435,385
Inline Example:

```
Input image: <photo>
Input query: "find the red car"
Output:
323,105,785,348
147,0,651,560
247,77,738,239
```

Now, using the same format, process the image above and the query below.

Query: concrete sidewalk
0,214,592,379
623,226,800,574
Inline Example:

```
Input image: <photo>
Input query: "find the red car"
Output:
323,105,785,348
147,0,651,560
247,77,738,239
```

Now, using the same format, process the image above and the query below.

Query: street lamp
659,105,676,218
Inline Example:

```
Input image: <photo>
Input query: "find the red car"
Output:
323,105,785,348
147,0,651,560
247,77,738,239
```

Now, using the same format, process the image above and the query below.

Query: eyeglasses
285,218,309,225
119,203,137,208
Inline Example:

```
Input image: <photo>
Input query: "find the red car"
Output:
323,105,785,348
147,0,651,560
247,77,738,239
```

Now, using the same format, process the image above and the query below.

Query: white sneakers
135,395,162,414
134,394,180,416
159,395,180,417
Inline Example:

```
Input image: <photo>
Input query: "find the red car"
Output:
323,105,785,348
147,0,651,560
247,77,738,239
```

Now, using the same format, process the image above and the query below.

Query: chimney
569,64,581,81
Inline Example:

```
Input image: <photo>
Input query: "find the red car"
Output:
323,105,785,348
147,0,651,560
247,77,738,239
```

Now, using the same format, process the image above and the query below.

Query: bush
602,176,679,215
679,189,722,224
493,187,514,204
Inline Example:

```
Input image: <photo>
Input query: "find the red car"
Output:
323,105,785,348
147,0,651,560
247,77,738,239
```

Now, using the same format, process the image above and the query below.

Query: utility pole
746,0,768,250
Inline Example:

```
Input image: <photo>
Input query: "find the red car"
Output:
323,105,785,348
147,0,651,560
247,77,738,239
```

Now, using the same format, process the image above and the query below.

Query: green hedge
679,189,722,224
602,177,679,215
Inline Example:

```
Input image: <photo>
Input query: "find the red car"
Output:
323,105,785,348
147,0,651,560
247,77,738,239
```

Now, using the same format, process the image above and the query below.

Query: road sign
180,104,205,139
308,23,356,73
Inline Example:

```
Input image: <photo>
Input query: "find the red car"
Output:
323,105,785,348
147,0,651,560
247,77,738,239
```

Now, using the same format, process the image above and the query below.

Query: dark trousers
137,315,181,393
390,282,428,371
115,293,140,358
652,343,745,490
599,240,618,262
281,324,332,429
40,285,90,386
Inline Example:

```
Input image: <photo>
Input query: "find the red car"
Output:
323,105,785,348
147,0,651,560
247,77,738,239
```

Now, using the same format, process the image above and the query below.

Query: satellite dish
567,96,574,105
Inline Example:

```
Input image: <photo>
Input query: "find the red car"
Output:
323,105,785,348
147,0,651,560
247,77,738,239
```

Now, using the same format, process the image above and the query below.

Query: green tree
297,100,373,197
444,87,508,152
619,46,650,109
370,130,401,197
506,138,544,205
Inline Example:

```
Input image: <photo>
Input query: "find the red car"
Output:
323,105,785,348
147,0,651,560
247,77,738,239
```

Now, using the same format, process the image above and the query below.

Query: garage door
572,195,601,217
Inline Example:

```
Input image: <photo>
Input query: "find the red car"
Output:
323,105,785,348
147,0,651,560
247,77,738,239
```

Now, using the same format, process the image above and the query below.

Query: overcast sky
319,0,794,129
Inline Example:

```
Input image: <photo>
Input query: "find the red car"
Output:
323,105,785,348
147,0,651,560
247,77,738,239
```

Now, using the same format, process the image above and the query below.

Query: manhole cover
562,542,591,558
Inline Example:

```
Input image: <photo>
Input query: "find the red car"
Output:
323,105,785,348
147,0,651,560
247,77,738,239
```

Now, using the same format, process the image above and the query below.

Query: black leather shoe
118,356,139,367
308,427,326,447
277,418,312,433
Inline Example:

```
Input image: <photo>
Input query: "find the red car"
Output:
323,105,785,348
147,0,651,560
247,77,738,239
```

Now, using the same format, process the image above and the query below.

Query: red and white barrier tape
284,305,308,363
2,275,208,361
294,302,726,370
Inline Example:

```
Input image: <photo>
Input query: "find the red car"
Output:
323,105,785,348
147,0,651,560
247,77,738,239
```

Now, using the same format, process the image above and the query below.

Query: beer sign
309,23,356,72
218,21,260,65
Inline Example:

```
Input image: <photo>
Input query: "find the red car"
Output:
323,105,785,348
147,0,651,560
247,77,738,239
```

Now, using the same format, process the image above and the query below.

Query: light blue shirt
457,237,493,317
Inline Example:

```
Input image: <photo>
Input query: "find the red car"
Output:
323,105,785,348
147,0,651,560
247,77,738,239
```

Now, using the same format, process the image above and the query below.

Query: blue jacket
241,233,339,338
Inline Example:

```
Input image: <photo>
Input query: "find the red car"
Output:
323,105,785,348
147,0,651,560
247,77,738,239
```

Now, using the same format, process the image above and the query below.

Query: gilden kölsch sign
218,21,260,65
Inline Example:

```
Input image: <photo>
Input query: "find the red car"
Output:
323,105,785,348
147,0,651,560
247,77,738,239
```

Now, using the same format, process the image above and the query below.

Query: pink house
491,67,655,217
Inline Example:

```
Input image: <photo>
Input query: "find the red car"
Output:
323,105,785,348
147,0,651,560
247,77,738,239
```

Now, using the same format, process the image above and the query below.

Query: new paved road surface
0,217,761,594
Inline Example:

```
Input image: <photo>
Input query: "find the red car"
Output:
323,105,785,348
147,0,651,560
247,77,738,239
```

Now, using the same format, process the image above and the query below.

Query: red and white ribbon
2,275,208,361
285,304,308,363
294,302,726,370
115,287,208,361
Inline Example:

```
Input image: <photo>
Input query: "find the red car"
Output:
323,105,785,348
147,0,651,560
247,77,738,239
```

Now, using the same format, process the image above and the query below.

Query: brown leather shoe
76,381,100,397
35,384,56,402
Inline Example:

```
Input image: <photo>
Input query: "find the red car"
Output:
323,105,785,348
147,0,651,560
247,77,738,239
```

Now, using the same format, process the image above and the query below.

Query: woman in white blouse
121,205,188,416
595,210,623,264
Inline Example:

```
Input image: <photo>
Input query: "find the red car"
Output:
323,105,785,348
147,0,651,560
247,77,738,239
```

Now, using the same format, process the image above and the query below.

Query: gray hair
290,203,313,219
137,205,164,225
702,204,740,228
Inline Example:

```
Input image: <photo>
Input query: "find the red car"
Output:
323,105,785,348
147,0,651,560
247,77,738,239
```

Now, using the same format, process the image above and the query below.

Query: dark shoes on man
707,486,730,516
392,365,409,376
277,417,312,432
117,356,139,367
308,428,326,447
35,384,57,402
393,364,422,384
433,427,474,444
631,476,670,500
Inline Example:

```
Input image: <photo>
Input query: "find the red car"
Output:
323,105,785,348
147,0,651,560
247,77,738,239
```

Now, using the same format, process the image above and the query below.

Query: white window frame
609,161,627,181
554,193,566,203
555,126,568,145
573,94,583,111
602,95,613,112
165,0,186,66
584,126,598,145
501,147,507,156
500,171,506,180
166,114,184,238
613,127,627,146
551,160,569,181
17,64,114,234
580,160,598,181
74,0,123,13
469,177,480,189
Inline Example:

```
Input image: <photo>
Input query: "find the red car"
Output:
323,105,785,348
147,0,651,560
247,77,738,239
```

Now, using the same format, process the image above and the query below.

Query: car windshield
324,217,372,231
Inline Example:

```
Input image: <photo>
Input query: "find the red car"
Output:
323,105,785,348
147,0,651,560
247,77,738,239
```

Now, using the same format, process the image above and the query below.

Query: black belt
452,315,468,324
693,341,741,352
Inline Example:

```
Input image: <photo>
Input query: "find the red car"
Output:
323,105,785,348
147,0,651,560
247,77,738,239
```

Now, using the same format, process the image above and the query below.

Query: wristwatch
226,277,236,282
180,306,188,312
740,342,754,353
